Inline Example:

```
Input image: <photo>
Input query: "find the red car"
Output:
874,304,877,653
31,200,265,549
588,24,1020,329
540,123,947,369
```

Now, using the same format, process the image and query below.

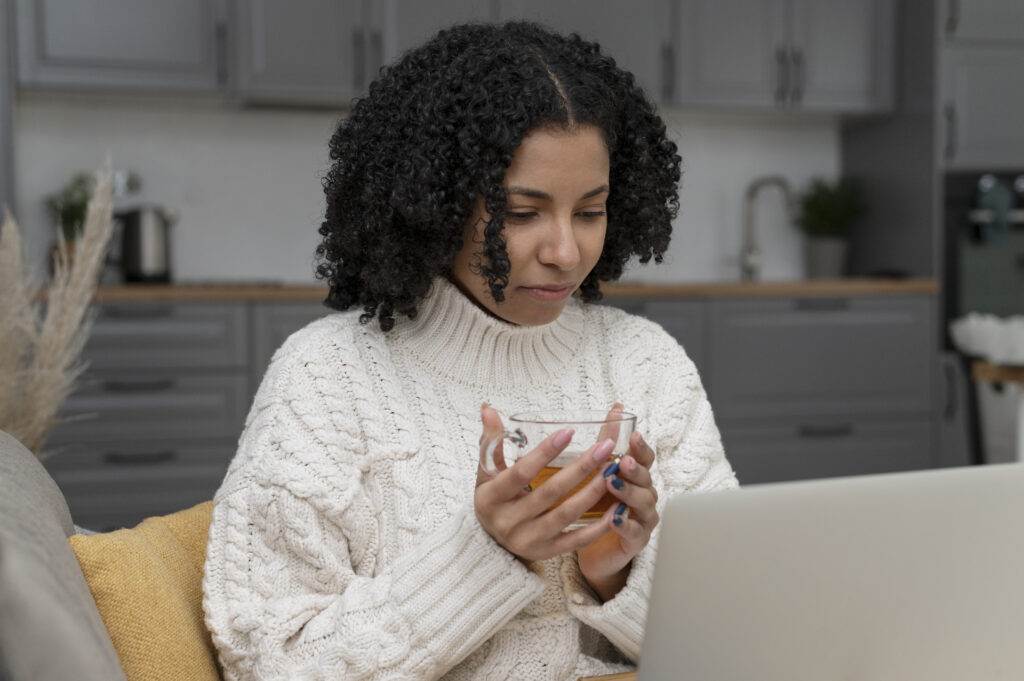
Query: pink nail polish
552,428,574,449
592,438,614,463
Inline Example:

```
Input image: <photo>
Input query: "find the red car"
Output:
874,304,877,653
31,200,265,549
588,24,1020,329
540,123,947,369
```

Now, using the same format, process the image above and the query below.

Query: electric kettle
115,206,176,283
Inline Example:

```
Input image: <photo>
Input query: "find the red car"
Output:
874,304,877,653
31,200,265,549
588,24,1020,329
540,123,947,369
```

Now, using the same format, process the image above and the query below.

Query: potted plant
794,176,865,278
44,173,94,271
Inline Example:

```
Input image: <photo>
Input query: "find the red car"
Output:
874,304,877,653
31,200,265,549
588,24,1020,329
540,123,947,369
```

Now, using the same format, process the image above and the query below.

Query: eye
577,210,607,220
505,211,538,223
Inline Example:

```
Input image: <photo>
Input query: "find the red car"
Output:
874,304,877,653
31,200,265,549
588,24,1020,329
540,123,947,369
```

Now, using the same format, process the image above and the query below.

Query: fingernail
592,438,614,463
613,502,628,526
611,476,625,490
552,428,574,449
602,461,620,478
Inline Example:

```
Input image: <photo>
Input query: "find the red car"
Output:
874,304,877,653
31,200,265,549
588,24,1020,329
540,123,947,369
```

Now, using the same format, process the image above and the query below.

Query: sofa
0,429,220,681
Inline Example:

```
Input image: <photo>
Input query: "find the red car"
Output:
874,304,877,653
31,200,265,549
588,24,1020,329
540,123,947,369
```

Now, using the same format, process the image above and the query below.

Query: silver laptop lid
638,464,1024,681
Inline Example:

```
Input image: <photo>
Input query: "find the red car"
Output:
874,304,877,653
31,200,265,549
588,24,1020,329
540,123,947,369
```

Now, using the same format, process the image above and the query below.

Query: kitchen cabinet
233,0,364,105
940,48,1024,170
674,0,894,113
0,0,14,217
944,0,1024,44
707,296,938,484
15,0,227,92
382,0,495,66
495,0,673,102
44,302,249,531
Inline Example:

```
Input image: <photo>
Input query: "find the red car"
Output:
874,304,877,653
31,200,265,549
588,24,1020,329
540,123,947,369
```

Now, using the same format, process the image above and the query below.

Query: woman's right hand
474,404,614,563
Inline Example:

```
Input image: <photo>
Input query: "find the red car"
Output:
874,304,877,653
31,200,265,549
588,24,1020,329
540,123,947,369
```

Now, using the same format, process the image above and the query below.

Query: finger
494,426,575,501
533,451,614,532
540,513,615,558
478,404,508,478
605,503,655,554
629,431,655,469
614,454,653,490
524,438,614,515
604,469,657,526
596,402,625,446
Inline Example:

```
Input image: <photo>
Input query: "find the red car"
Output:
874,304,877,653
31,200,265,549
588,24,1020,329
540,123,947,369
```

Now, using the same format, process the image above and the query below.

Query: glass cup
481,409,637,525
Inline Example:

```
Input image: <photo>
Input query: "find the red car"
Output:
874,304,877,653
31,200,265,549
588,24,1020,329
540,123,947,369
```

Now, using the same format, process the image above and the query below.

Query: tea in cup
481,409,636,524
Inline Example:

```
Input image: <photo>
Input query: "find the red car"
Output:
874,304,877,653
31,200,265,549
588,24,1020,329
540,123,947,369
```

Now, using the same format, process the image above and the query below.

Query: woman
203,20,736,681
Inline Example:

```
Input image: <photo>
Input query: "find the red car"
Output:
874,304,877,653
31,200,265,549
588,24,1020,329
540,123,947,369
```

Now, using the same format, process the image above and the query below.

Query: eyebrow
506,184,609,201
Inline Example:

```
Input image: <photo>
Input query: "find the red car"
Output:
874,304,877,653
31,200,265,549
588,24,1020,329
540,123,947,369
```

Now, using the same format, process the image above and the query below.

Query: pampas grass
0,162,114,457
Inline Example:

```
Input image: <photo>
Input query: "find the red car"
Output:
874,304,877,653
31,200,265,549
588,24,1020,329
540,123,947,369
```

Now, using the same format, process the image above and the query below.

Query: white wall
13,92,839,284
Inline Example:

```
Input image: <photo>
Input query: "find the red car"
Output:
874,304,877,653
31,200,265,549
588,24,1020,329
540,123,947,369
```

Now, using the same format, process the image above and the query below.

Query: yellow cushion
69,501,220,681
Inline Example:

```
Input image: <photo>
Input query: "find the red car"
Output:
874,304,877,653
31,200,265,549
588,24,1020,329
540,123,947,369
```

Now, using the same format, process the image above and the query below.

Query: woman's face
451,125,610,326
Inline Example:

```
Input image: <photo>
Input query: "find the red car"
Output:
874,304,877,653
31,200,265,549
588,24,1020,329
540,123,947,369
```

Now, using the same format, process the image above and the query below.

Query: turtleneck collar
392,278,584,390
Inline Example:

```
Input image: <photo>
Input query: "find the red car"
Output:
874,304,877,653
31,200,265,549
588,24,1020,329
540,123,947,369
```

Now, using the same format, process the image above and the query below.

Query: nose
538,215,581,271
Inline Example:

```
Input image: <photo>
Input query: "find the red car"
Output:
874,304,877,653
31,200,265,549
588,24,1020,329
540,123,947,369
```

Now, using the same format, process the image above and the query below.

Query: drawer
48,372,249,445
709,297,935,420
720,418,935,485
54,457,228,532
83,303,247,370
44,439,235,475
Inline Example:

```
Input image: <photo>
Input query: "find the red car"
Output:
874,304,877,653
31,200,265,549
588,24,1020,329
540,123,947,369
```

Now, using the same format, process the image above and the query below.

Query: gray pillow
0,430,127,681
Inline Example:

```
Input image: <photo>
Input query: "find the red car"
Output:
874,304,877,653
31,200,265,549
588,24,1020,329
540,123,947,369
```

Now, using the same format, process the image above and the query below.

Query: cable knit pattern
203,278,737,681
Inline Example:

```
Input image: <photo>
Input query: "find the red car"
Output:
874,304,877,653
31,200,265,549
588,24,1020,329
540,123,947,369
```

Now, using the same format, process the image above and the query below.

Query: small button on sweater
202,278,737,681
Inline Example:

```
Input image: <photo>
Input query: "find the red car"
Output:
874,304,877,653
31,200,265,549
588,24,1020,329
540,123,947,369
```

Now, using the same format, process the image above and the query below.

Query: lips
519,283,576,302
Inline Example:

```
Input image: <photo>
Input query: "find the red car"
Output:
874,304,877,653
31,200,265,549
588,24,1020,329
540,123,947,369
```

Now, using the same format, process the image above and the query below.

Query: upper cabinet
15,0,227,92
674,0,894,114
233,0,363,105
939,0,1024,170
944,0,1024,44
495,0,674,102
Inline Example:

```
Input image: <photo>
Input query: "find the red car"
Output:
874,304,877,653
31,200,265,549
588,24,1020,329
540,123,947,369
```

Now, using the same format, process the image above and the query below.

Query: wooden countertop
91,278,938,303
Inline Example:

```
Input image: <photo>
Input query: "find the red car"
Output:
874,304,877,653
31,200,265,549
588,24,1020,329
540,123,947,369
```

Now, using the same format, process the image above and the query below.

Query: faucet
740,175,796,282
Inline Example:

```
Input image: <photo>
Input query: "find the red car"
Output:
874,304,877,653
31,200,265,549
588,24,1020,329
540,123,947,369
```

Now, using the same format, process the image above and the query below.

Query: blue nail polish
611,476,624,490
613,515,623,526
602,462,620,479
615,502,627,515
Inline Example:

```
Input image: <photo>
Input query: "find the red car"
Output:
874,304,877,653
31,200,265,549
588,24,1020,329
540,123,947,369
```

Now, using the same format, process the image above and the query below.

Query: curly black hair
317,20,681,331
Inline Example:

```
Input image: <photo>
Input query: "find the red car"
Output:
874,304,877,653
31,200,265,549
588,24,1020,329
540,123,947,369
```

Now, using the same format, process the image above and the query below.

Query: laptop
637,464,1024,681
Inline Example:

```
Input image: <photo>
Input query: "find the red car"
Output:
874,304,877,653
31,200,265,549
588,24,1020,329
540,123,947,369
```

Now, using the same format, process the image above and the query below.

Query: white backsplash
14,93,838,284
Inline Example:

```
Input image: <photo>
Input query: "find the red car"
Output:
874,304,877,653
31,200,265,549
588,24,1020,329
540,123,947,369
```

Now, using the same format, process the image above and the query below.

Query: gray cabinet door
709,297,935,422
0,0,14,217
234,0,362,105
15,0,226,91
940,47,1024,170
721,418,934,484
944,0,1024,43
496,0,673,102
675,0,787,109
789,0,894,112
675,0,892,113
381,0,494,65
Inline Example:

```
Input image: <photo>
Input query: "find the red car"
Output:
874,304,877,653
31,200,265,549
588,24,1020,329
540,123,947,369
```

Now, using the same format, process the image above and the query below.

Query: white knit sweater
203,278,737,681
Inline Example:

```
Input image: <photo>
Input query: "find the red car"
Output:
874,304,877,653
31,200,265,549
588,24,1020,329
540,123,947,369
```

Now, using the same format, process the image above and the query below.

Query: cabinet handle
369,29,383,81
215,20,229,86
353,28,366,91
104,451,177,466
943,356,959,422
790,48,804,104
102,379,175,392
798,424,853,439
944,103,957,162
774,47,789,104
661,42,675,102
946,0,960,37
794,298,850,311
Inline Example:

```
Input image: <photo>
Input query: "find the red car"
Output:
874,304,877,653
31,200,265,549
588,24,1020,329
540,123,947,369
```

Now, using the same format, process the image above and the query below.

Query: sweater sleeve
564,317,738,660
203,338,546,681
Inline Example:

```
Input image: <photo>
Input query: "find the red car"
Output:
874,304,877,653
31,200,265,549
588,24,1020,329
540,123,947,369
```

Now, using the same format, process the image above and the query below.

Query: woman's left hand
576,430,659,602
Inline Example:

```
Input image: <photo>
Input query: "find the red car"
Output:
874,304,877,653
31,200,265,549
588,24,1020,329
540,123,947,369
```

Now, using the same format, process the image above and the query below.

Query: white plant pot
804,237,848,279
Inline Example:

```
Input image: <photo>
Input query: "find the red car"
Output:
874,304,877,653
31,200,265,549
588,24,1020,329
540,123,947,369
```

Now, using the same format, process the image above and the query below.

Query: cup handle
481,428,527,475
